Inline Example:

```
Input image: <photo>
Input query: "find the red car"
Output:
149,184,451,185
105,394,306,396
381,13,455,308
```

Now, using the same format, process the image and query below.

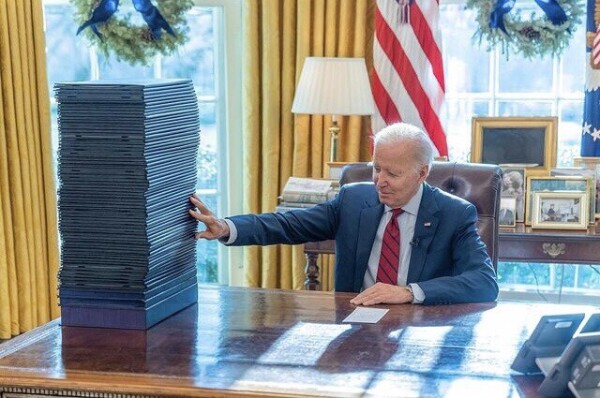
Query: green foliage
466,0,584,59
71,0,193,65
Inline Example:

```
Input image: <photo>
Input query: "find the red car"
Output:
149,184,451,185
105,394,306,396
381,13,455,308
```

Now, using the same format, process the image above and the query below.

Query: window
440,0,585,166
43,0,241,284
440,1,599,303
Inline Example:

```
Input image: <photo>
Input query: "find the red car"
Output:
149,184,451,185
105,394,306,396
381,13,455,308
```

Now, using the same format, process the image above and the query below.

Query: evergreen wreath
466,0,584,59
71,0,194,66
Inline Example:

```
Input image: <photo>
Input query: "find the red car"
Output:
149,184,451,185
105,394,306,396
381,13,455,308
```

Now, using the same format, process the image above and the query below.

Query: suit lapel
407,184,440,283
354,200,384,291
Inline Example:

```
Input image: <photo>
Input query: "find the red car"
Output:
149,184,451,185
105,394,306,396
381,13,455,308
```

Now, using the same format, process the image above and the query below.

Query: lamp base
329,121,340,163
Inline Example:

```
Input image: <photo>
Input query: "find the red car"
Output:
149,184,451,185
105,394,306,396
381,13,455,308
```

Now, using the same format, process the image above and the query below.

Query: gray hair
373,123,434,170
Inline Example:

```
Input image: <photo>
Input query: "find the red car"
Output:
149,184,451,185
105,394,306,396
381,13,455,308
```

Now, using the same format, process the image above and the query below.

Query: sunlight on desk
0,286,597,397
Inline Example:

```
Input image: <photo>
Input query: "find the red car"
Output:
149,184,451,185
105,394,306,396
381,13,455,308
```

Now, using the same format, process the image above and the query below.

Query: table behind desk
304,225,600,290
0,285,594,397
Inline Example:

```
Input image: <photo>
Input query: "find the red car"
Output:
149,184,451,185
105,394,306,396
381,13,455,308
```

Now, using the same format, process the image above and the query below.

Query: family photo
500,167,525,222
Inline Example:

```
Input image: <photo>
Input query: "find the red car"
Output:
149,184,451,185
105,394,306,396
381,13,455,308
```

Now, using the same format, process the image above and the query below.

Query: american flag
371,0,448,156
581,0,600,155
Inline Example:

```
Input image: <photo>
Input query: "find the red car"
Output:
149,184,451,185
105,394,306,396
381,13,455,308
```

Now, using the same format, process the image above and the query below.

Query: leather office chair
304,161,502,290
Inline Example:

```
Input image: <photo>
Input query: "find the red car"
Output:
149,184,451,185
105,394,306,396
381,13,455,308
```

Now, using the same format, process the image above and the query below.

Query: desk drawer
499,236,600,264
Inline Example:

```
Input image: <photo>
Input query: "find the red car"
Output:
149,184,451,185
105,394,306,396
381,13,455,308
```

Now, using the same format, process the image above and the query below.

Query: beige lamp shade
291,57,375,116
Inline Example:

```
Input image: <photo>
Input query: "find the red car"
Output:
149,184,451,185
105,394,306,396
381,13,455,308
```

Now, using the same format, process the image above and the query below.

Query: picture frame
531,192,588,230
326,162,357,180
500,166,526,222
471,117,558,176
525,176,594,226
573,157,600,219
499,197,517,227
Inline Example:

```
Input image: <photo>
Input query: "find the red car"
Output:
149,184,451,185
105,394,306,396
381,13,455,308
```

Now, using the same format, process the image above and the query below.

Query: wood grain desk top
0,285,595,397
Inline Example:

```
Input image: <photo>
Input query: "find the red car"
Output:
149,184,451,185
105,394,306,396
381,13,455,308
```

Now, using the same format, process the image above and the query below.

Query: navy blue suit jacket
228,182,499,305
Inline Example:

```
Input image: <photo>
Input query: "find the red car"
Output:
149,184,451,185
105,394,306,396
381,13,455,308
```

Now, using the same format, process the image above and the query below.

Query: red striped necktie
376,208,404,285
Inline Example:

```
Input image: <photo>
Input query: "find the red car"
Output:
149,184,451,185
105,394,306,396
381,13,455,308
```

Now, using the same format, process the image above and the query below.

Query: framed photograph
471,117,558,176
531,192,588,230
500,167,526,222
499,197,517,227
326,162,355,180
573,157,600,218
525,176,593,225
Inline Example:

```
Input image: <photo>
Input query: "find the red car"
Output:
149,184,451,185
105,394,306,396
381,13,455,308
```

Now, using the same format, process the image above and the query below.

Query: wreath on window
71,0,194,66
466,0,584,59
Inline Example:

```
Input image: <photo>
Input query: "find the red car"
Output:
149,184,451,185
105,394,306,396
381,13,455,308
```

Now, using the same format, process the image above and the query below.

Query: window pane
553,264,576,289
498,262,551,287
444,100,489,161
497,101,552,116
195,194,219,283
162,7,216,96
560,28,586,94
97,55,155,79
197,146,217,191
577,265,600,290
197,101,217,190
558,101,584,166
44,4,91,92
440,4,490,93
497,57,553,93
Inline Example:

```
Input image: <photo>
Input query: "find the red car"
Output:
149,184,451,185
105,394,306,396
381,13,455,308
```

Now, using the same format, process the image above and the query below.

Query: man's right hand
189,194,230,240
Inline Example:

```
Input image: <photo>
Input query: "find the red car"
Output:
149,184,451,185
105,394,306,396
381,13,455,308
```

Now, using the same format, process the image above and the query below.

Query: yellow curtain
242,0,375,291
0,0,60,339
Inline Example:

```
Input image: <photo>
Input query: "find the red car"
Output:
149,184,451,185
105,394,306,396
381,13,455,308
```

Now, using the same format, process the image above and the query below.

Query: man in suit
189,123,498,305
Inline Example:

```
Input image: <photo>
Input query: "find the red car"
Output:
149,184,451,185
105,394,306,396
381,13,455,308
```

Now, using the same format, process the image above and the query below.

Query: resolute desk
0,285,594,397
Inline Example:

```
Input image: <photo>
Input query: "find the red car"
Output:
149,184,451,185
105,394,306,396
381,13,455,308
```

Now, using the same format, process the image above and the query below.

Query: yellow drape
242,0,375,291
0,0,60,339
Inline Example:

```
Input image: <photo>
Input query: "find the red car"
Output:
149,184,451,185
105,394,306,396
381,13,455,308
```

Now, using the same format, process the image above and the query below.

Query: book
280,177,338,204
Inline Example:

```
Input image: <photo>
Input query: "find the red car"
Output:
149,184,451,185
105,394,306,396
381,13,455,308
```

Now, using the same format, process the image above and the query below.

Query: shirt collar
384,183,424,216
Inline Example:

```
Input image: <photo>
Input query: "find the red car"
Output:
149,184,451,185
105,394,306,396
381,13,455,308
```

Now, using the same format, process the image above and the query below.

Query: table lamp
291,57,375,162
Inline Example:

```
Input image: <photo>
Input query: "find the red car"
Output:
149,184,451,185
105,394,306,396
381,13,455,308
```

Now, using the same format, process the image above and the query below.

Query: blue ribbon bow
77,0,176,40
489,0,568,35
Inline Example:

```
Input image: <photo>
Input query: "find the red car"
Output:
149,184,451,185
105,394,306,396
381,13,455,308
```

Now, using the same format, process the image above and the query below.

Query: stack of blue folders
55,79,200,330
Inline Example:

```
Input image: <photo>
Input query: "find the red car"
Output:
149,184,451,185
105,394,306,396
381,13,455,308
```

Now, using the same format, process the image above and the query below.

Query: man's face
372,140,429,208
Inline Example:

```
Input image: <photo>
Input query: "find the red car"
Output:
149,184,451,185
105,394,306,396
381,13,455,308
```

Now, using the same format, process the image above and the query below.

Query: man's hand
350,283,413,306
189,194,230,240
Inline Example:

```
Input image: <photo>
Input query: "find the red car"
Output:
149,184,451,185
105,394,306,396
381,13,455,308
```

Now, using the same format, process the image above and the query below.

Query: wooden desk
304,225,600,290
0,285,593,397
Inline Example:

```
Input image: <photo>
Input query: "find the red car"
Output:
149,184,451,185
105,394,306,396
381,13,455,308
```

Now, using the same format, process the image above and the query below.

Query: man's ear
419,164,429,182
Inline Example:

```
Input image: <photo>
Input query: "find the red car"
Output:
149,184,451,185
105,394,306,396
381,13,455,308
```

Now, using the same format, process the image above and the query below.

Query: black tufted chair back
339,161,503,270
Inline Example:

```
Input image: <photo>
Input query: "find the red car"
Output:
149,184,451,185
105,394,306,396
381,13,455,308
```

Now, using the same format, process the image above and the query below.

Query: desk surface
0,286,594,397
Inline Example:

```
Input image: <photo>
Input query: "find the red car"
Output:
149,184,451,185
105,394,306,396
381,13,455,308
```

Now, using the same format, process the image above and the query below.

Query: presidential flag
581,0,600,155
371,0,448,156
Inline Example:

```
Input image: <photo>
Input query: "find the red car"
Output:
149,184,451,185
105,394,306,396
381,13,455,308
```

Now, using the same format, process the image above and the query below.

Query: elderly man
189,123,498,305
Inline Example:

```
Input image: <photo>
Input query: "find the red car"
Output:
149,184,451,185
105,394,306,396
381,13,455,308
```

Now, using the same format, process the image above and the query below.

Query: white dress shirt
362,184,425,303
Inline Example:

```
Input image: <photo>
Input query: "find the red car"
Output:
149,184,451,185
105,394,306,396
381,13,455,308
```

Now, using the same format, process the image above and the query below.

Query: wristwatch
405,285,414,300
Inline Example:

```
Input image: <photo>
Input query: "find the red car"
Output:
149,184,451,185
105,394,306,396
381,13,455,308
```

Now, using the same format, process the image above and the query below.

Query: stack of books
276,177,339,212
55,79,200,329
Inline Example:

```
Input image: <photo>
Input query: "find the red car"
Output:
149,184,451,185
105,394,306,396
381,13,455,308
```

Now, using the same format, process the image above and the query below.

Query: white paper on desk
342,307,389,324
